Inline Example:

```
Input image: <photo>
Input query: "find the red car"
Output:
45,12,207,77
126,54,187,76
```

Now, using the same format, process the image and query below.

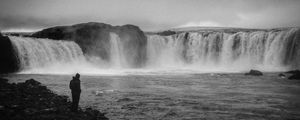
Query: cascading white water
7,28,299,74
109,33,128,68
146,28,299,72
146,35,185,68
9,36,90,74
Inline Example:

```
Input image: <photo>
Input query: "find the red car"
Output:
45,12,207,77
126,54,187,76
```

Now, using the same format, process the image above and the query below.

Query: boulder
245,69,263,76
278,73,286,78
24,79,41,86
31,22,147,67
285,70,300,74
285,70,300,80
288,74,300,80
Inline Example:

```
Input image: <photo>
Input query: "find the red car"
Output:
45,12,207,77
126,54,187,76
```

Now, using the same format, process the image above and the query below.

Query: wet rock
285,70,300,74
285,70,300,80
24,79,41,86
278,73,286,78
245,69,263,76
288,73,300,80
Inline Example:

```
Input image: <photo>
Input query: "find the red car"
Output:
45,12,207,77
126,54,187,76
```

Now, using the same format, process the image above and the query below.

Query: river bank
0,78,108,120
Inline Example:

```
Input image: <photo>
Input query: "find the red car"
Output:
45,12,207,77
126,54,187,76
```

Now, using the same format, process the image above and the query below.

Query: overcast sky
0,0,300,32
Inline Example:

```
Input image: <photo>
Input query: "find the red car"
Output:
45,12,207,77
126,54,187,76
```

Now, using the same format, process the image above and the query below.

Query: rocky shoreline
0,78,108,120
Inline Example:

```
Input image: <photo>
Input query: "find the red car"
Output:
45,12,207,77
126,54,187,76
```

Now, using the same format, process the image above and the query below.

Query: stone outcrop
245,69,263,76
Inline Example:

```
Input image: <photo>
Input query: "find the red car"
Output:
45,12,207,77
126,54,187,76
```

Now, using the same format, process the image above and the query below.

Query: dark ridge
1,32,32,37
245,69,263,76
0,78,109,120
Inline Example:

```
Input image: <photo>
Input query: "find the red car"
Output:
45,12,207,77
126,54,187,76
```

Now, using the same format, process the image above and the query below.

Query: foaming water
146,28,299,72
9,36,96,74
109,33,128,68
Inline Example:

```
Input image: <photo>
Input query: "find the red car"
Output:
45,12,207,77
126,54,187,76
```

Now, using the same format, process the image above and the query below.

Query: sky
0,0,300,32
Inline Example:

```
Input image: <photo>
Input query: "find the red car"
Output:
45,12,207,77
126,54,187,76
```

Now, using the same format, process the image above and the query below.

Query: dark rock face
245,69,263,76
31,22,147,67
285,70,300,80
0,33,19,73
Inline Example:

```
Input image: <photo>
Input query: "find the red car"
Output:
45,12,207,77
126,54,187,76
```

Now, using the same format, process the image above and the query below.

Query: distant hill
146,26,298,35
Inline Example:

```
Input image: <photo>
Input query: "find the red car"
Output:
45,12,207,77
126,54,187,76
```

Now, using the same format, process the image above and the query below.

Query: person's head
75,73,80,79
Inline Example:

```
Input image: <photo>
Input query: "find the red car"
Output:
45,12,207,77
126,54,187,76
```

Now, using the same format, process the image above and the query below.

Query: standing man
69,73,81,112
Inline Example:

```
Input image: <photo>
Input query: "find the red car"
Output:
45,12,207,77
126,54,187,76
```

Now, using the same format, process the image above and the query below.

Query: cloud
178,21,222,28
234,2,300,28
0,0,300,31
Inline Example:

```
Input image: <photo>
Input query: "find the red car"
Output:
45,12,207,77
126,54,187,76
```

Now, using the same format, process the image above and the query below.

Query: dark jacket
69,77,81,93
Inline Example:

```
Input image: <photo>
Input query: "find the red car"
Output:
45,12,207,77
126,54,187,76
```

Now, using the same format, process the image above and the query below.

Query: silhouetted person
69,73,81,112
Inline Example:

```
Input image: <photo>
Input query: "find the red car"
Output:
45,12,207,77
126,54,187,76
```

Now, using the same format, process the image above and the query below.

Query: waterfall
109,33,128,68
146,35,185,68
6,28,299,74
146,28,300,72
9,36,87,73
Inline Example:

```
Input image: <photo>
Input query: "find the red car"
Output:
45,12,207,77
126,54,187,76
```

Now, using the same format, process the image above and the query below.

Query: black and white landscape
1,0,300,120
